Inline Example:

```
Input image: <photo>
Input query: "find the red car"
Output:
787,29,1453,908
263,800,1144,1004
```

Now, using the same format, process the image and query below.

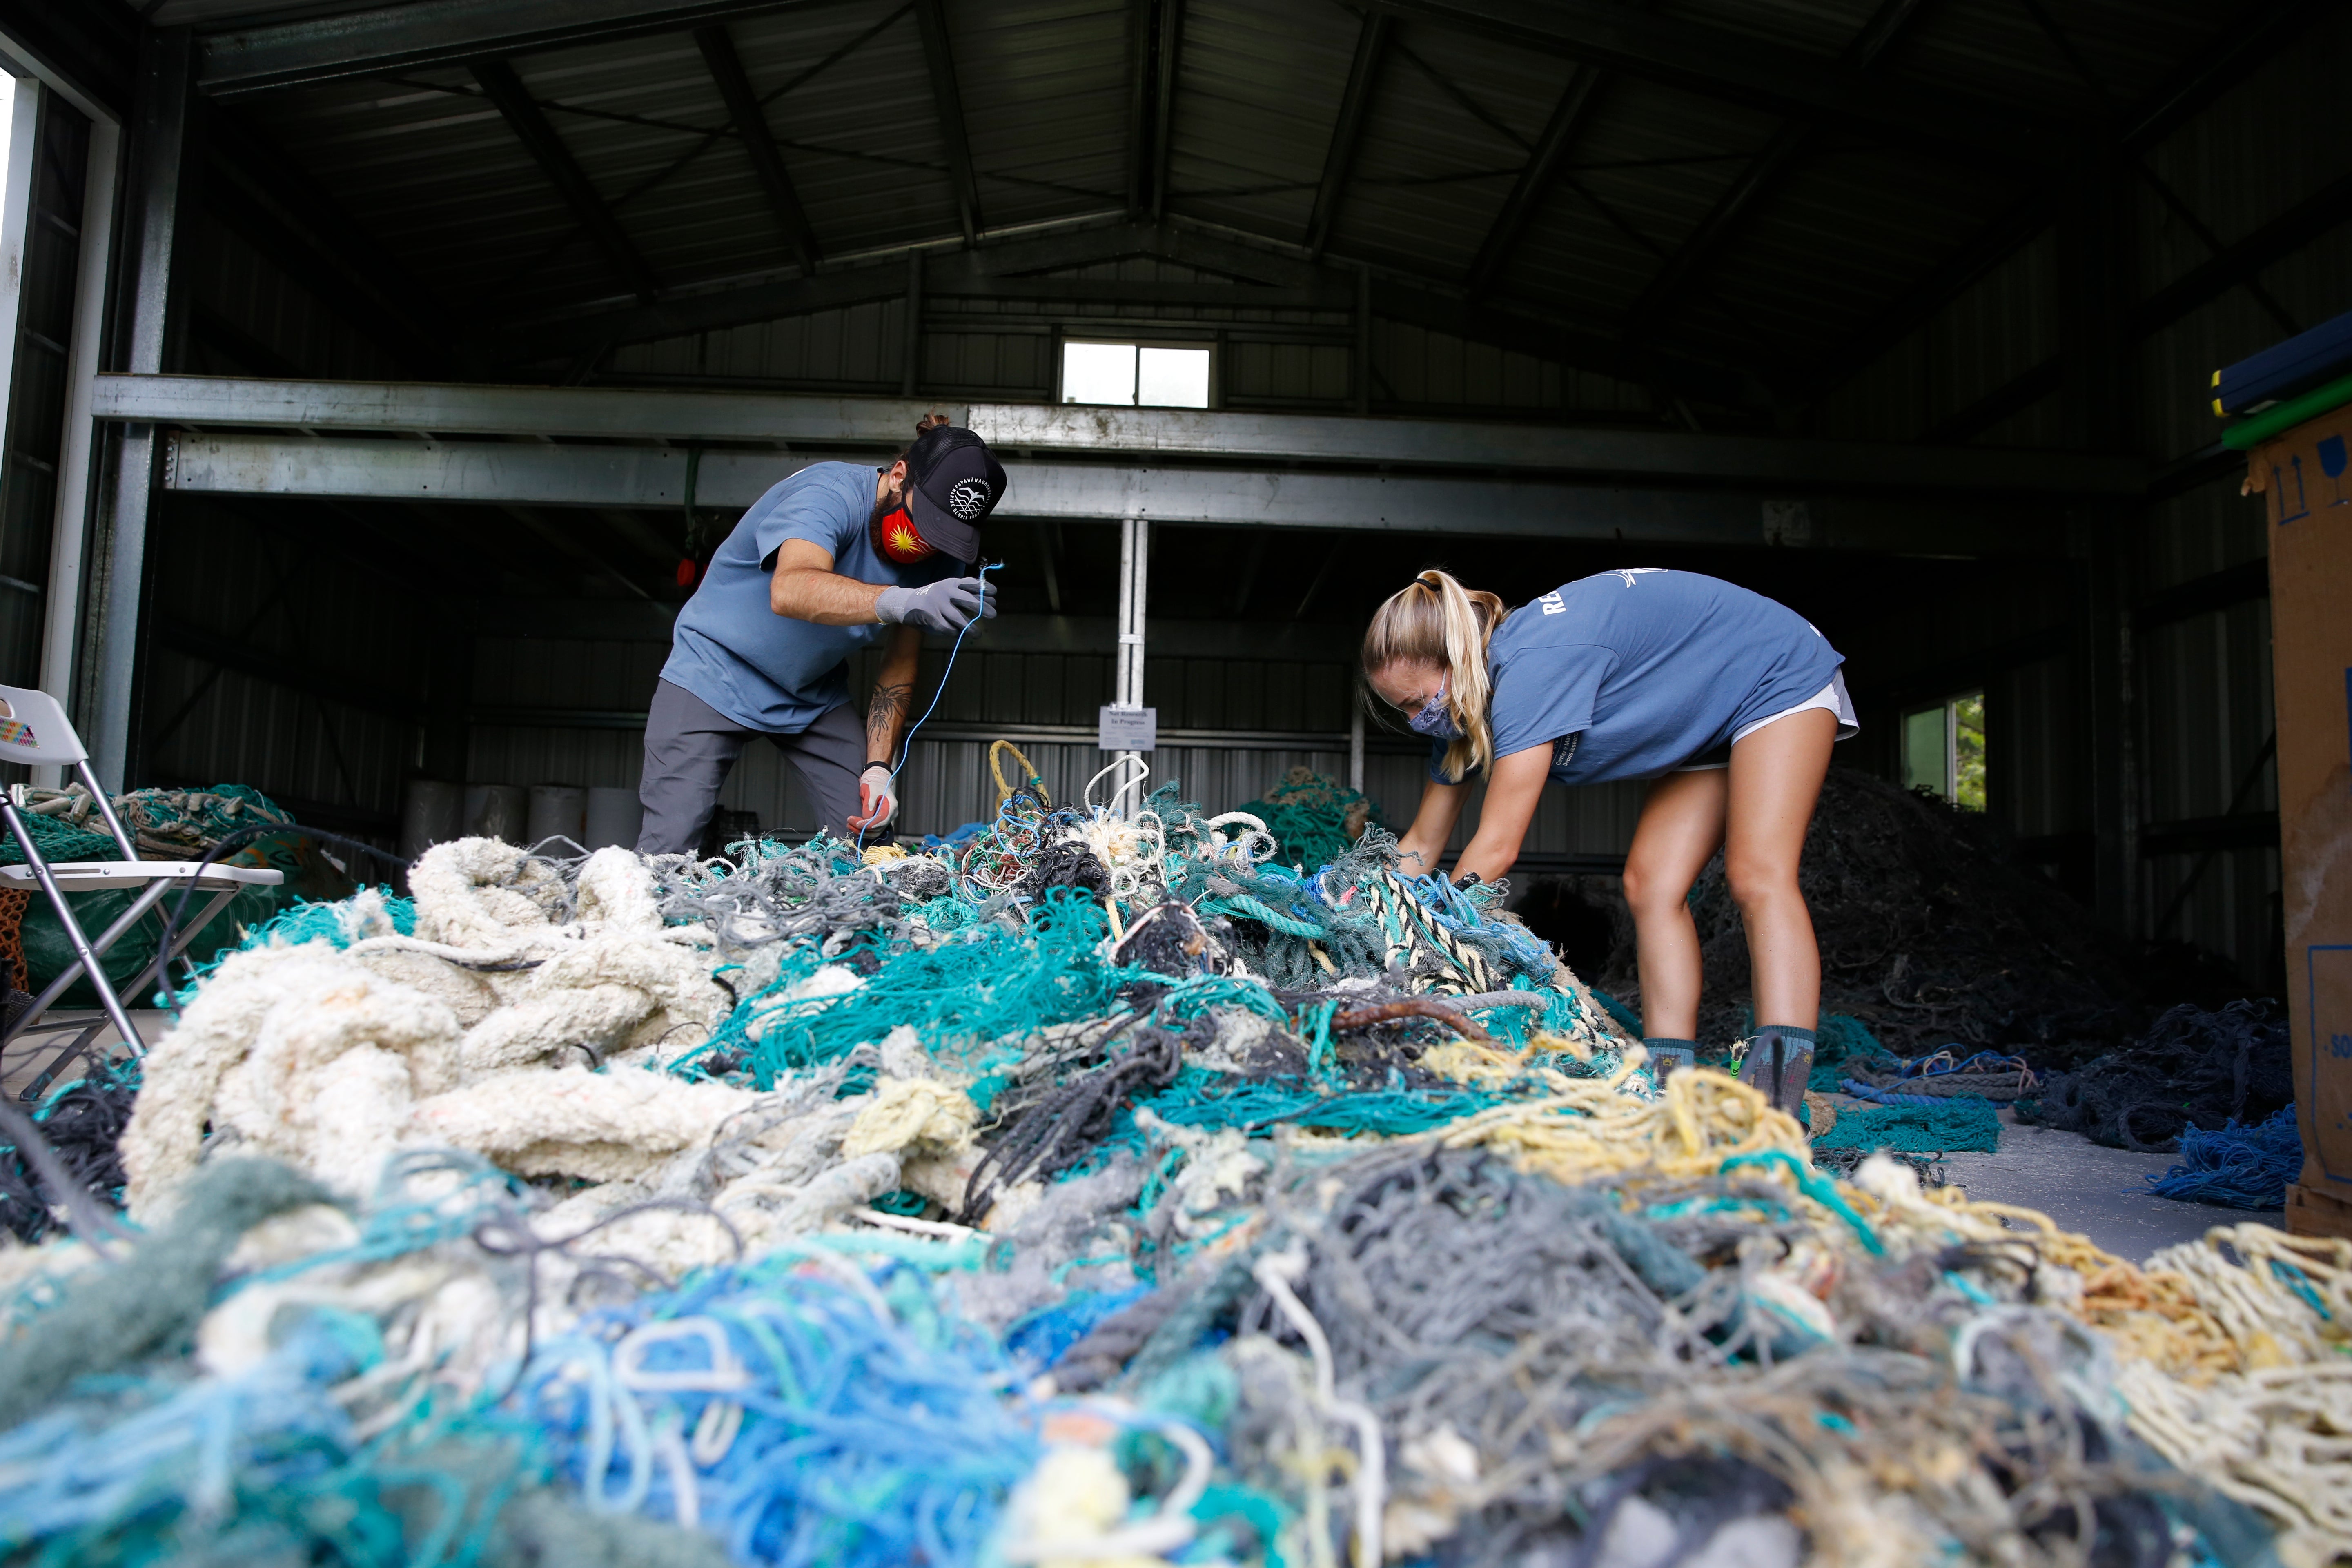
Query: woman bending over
1361,568,1855,1114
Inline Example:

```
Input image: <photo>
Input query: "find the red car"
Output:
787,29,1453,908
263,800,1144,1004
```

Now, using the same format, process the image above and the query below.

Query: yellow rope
1431,1063,1811,1187
989,739,1049,809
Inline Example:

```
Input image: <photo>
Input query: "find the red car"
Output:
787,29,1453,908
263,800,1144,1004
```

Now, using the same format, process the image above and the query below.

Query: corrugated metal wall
144,498,428,832
459,624,1643,862
0,92,90,694
1802,8,2352,980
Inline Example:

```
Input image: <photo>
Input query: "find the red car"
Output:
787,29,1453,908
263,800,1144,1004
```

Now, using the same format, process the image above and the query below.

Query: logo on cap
947,477,992,521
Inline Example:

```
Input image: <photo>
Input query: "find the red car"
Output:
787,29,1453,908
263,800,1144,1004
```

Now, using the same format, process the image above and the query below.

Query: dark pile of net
2012,999,2301,1209
1521,768,2180,1064
0,767,2332,1568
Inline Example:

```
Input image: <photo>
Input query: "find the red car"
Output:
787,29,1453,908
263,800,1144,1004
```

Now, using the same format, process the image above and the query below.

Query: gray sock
1643,1038,1697,1079
1740,1025,1817,1115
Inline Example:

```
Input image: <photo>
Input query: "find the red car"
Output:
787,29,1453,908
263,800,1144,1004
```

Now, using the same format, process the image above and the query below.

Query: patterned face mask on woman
1408,684,1461,739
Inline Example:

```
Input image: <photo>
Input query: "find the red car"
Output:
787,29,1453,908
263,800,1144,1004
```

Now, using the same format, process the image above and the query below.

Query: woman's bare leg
1724,708,1839,1030
1620,769,1728,1040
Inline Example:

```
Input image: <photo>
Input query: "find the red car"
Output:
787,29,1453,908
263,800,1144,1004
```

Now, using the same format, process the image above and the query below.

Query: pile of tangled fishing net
1232,766,1381,872
2020,1000,2293,1154
2016,1000,2301,1209
1537,769,2180,1065
0,767,2343,1568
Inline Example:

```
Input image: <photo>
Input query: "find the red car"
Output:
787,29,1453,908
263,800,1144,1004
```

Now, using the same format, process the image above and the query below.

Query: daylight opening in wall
1902,691,1985,810
0,74,13,223
1060,341,1211,408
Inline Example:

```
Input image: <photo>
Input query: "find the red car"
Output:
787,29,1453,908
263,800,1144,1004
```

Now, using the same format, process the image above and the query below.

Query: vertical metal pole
899,248,922,397
89,29,197,794
1115,515,1135,706
1354,263,1372,417
1349,693,1365,794
1127,518,1149,709
1114,515,1149,817
39,116,121,791
1944,700,1957,801
2058,147,2137,932
0,79,44,447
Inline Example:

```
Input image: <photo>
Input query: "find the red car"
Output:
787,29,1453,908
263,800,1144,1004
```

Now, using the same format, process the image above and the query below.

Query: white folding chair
0,683,281,1083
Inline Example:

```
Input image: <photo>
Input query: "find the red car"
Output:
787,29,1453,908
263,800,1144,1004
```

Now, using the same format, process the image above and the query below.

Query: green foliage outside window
1953,693,1985,812
1900,690,1985,811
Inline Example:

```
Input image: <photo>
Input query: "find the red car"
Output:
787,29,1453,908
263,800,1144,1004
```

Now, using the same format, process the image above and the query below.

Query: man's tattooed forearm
866,682,913,753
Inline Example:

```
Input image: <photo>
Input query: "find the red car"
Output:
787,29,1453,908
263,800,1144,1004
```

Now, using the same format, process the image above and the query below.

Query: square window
1061,341,1212,408
1902,691,1984,810
1062,342,1137,406
1138,346,1211,407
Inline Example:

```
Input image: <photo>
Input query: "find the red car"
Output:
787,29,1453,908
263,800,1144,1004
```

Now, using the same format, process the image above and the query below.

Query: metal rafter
912,0,983,245
1305,11,1392,259
1617,0,1935,342
1920,166,2352,444
2132,168,2352,335
479,217,1771,406
1151,0,1184,219
207,109,466,373
1803,0,2323,406
1463,65,1605,295
695,24,824,272
1369,0,2064,167
471,60,660,303
2135,163,2298,336
1125,0,1155,214
154,438,2130,544
198,0,858,96
100,373,2141,494
2119,0,2321,151
1802,194,2048,402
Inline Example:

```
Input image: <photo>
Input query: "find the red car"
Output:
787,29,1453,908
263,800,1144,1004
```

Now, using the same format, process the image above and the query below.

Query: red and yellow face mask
875,507,935,564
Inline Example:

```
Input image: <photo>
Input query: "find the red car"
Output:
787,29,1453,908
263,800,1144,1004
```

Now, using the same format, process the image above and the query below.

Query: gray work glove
851,764,898,832
875,577,996,633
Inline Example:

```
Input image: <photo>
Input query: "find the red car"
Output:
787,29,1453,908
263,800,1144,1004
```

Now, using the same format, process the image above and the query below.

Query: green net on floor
1811,1095,2001,1154
8,784,305,1004
1229,767,1382,872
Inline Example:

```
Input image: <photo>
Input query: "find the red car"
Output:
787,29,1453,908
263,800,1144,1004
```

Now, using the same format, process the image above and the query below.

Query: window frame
1900,689,1985,811
1054,330,1218,410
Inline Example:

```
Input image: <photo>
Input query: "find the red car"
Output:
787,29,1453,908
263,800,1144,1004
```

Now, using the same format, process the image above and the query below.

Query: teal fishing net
7,783,309,1005
708,889,1135,1084
1228,766,1381,872
1812,1095,2002,1154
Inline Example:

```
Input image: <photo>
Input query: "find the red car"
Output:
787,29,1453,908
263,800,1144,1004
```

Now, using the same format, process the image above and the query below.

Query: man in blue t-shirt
637,416,1007,854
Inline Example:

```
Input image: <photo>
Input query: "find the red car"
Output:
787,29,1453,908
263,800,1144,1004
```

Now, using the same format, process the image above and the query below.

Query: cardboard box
2287,1178,2352,1241
2245,404,2352,1229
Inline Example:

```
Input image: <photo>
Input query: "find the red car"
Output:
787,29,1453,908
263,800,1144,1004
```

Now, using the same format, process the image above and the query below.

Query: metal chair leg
2,878,176,1047
0,802,145,1056
16,1018,111,1102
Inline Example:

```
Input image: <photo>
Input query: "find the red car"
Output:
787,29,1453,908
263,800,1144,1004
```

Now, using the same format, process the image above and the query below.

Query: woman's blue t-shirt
661,461,956,732
1435,569,1843,785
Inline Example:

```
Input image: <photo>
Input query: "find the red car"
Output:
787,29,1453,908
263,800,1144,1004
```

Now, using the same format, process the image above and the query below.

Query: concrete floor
0,1009,167,1099
1933,1109,2284,1263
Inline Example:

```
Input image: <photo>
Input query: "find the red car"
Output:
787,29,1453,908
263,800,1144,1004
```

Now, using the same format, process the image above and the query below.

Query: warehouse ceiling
151,0,2294,422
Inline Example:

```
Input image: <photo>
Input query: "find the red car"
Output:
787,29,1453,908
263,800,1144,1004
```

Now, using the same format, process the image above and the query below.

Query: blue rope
859,559,1001,852
2144,1104,2301,1209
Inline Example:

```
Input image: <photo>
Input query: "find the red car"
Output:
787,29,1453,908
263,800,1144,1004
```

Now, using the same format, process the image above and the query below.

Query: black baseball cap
903,424,1007,564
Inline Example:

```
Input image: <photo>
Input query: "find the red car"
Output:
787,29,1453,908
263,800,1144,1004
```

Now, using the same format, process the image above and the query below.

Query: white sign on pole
1097,706,1157,751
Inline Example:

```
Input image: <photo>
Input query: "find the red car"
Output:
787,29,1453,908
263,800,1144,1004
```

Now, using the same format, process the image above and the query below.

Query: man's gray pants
637,679,868,854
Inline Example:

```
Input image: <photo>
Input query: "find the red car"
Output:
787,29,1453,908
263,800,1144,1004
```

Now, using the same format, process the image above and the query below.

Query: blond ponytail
1361,569,1510,781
